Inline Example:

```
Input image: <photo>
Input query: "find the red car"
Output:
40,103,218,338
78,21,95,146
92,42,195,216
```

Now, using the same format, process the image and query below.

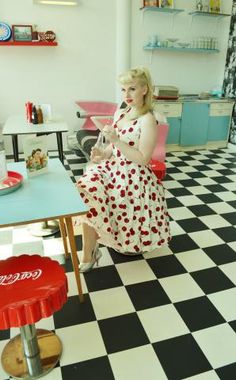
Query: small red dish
0,171,23,195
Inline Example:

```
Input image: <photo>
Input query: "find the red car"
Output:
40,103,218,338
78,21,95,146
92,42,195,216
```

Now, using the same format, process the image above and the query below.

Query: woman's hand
103,125,119,143
90,146,105,164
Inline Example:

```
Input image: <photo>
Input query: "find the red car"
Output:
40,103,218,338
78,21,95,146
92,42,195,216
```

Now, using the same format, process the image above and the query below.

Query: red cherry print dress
76,109,171,254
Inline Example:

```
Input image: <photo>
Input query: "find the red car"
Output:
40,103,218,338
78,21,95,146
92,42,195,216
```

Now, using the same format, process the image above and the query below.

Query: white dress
76,109,171,254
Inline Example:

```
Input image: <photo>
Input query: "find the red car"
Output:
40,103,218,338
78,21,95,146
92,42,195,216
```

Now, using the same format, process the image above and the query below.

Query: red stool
0,255,68,379
150,159,167,181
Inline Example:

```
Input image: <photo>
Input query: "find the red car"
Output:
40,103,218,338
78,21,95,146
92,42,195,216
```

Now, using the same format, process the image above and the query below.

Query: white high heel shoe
79,243,102,273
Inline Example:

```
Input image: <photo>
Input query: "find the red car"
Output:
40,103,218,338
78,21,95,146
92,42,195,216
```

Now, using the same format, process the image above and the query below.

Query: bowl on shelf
167,38,179,47
177,42,190,48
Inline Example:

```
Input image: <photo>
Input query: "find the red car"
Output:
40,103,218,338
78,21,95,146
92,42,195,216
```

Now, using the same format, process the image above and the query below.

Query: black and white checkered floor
1,146,236,380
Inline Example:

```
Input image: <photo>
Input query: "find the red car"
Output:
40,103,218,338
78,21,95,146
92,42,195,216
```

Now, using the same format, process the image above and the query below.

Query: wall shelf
144,46,220,53
140,6,185,15
0,41,58,46
189,11,231,18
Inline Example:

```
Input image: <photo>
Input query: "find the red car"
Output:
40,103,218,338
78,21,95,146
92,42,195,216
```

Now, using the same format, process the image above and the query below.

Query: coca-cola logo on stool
0,269,42,285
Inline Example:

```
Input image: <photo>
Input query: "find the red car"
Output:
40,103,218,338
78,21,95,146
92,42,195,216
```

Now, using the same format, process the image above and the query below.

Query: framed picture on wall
12,25,32,41
159,0,174,8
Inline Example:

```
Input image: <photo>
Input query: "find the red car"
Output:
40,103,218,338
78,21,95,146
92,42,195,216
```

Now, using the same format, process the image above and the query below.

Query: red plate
0,171,23,195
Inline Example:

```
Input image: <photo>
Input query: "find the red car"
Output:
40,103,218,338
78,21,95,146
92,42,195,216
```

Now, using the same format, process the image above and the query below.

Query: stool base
28,220,60,237
1,329,62,379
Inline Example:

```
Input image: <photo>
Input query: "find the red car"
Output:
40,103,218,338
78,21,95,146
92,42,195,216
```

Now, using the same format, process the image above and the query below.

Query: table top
0,158,88,227
3,115,68,135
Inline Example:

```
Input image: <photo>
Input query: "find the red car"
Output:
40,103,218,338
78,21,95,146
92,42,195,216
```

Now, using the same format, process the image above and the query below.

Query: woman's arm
103,143,113,159
104,113,158,165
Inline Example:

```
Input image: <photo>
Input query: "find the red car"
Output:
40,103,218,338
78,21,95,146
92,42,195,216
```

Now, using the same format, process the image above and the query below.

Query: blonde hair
118,67,153,117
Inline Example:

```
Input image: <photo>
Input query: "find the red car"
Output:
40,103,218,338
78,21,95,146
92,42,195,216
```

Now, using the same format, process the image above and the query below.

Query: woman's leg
81,223,99,263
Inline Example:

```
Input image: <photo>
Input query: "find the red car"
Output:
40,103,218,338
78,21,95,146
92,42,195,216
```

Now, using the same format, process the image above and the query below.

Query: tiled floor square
168,207,196,221
61,356,115,380
197,194,223,204
109,344,168,380
53,294,96,329
216,191,236,202
169,220,186,236
98,313,149,354
189,230,224,248
191,267,235,295
188,204,217,217
159,273,204,303
213,226,236,243
177,195,204,206
193,323,236,369
58,322,106,366
178,218,209,233
199,215,230,229
83,265,123,292
126,280,171,311
203,244,236,265
187,186,211,195
12,240,44,256
208,202,235,214
208,288,236,322
116,260,156,286
147,255,187,278
216,362,236,380
218,261,236,285
221,212,236,225
153,334,212,380
176,249,215,272
166,197,183,209
0,228,12,244
168,234,199,253
168,188,192,197
138,304,189,342
174,296,225,332
89,286,135,320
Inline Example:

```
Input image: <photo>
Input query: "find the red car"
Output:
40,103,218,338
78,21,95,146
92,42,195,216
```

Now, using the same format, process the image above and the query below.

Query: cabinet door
166,117,181,144
208,116,231,141
180,102,209,146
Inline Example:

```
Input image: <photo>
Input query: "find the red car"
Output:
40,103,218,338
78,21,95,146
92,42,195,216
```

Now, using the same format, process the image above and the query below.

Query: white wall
131,0,232,93
0,0,116,153
0,0,232,153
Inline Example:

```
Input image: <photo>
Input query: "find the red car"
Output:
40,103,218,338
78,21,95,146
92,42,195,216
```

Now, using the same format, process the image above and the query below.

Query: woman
76,67,171,272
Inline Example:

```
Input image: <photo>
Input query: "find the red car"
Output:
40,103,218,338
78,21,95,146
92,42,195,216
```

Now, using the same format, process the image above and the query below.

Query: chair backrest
75,101,118,130
149,111,169,180
152,111,169,162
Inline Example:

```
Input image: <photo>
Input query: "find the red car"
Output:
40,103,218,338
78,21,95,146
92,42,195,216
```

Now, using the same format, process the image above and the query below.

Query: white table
3,116,68,164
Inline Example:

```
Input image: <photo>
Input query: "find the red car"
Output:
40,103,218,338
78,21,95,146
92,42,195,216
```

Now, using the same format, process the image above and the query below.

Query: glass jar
0,140,7,182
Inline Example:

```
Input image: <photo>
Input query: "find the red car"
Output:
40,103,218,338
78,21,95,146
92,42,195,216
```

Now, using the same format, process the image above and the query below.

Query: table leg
56,132,64,164
12,135,19,162
59,218,70,259
65,216,84,302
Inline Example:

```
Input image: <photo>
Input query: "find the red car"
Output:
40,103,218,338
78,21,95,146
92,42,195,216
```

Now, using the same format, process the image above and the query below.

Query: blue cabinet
180,102,209,146
208,116,231,141
166,117,181,144
154,100,234,150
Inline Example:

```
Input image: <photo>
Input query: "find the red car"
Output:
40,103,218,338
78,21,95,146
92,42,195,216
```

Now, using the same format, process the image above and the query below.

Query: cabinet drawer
153,103,182,117
210,102,234,116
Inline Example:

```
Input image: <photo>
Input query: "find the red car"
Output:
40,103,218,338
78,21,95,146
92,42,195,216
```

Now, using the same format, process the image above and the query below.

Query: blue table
0,158,88,301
